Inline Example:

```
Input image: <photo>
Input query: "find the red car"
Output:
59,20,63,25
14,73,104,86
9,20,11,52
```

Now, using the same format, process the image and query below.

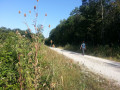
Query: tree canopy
46,0,120,46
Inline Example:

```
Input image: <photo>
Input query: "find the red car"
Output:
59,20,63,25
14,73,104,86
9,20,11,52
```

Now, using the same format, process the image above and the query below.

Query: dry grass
40,45,120,90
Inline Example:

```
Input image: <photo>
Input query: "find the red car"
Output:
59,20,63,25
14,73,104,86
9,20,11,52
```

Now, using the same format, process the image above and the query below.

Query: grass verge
40,45,120,90
59,44,120,62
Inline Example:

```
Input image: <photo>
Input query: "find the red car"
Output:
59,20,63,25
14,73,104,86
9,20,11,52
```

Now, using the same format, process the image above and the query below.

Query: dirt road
50,47,120,85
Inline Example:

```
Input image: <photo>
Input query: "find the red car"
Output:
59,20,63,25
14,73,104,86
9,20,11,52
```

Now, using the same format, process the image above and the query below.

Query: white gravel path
50,47,120,85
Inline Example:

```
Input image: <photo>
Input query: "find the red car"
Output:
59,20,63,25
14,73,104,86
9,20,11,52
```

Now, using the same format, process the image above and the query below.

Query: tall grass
40,45,120,90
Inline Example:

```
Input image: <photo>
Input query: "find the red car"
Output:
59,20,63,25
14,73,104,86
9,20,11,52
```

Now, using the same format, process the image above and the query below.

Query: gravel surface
50,47,120,85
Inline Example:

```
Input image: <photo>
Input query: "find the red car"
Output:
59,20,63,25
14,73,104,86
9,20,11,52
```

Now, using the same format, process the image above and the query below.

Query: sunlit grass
40,45,120,90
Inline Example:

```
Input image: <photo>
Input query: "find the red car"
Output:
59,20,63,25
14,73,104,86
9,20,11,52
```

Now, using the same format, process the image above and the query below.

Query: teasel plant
18,0,49,89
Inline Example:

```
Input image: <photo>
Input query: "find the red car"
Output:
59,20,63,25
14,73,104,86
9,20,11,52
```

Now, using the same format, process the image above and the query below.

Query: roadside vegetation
0,27,120,90
1,0,120,89
42,46,120,90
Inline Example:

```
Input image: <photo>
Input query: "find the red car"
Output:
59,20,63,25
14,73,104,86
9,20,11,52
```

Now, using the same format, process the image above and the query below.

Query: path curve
50,47,120,85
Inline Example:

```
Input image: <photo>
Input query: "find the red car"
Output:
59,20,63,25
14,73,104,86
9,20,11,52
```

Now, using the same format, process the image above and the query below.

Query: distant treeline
0,27,32,41
46,0,120,46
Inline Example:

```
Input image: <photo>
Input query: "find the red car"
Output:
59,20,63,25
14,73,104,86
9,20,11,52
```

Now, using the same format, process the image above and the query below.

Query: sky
0,0,82,38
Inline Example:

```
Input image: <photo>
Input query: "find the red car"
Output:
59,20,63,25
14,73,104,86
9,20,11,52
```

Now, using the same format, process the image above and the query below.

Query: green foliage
0,27,119,89
0,27,50,89
0,32,19,89
0,27,35,89
47,0,120,46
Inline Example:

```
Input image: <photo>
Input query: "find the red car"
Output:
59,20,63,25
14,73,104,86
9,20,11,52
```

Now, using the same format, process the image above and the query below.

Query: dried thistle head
45,13,47,16
24,13,26,17
48,24,50,28
19,10,21,14
34,6,36,10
